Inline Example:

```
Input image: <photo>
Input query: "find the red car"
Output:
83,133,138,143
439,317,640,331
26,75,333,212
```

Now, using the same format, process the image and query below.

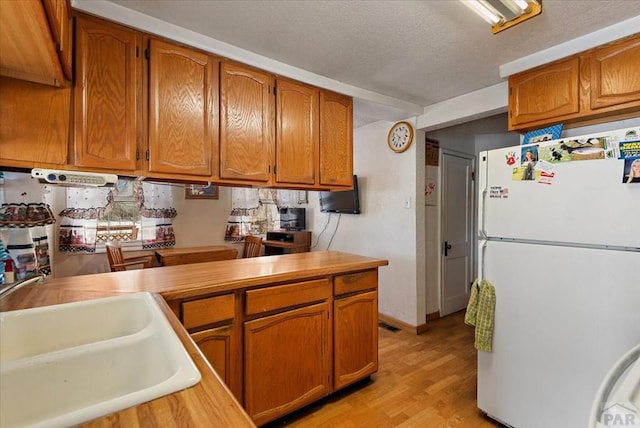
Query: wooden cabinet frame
167,268,379,426
509,34,640,131
1,11,354,189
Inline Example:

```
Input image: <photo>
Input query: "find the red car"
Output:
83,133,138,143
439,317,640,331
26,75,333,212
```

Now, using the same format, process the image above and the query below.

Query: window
59,180,177,253
96,181,140,245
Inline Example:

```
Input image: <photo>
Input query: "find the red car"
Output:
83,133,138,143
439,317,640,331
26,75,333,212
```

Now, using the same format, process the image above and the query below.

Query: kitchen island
0,251,388,427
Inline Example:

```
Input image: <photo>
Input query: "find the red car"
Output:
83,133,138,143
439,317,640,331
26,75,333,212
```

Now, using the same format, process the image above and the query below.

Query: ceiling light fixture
462,0,542,34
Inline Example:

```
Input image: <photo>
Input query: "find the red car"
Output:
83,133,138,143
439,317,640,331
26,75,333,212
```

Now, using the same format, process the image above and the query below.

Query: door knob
444,241,452,256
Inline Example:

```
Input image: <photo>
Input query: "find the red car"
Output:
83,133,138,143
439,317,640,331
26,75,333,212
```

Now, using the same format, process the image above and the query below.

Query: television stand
263,230,312,255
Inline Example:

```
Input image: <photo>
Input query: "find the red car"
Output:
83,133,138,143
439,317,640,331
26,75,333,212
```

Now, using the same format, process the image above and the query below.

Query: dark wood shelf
264,230,311,255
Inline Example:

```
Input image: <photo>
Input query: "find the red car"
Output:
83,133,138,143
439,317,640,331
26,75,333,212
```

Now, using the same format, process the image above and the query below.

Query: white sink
0,293,201,428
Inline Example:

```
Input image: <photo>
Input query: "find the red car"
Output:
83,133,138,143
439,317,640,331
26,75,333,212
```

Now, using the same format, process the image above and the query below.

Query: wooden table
155,245,238,266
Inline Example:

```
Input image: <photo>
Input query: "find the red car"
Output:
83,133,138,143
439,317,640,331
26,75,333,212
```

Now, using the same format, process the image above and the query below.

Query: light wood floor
265,311,501,428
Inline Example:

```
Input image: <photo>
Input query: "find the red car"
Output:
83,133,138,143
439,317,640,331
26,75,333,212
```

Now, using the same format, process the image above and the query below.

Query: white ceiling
88,0,640,126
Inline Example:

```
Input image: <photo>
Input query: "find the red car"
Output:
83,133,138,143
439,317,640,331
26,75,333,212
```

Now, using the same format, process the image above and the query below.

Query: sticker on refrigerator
504,150,518,166
510,146,540,181
539,136,616,163
489,186,509,199
512,165,539,181
535,160,555,185
619,140,640,159
622,156,640,184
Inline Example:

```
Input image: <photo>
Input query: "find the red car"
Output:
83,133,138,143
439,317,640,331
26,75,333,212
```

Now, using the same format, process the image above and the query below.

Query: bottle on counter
0,238,13,284
3,257,15,284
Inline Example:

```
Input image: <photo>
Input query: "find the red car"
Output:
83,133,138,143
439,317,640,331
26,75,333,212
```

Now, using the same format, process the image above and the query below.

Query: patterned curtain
0,202,56,279
58,207,102,252
139,182,176,249
58,180,177,253
224,188,297,241
140,207,177,249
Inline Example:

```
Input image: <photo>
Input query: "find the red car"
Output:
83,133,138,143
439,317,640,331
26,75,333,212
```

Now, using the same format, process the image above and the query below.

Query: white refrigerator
477,127,640,428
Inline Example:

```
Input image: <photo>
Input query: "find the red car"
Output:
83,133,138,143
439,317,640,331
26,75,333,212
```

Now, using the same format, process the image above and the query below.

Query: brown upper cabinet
508,57,580,128
0,77,70,167
0,0,71,87
219,63,353,189
74,14,141,171
588,35,640,111
147,38,217,177
43,0,72,80
74,14,218,179
1,10,353,188
274,78,319,186
319,91,353,187
509,34,640,131
219,61,274,184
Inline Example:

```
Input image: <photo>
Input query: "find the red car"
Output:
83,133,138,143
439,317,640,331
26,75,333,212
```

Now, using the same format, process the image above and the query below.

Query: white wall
172,185,234,247
310,120,424,326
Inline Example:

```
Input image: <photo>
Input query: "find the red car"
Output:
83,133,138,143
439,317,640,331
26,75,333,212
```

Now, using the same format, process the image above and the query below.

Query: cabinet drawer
245,278,331,316
334,270,378,296
182,293,235,330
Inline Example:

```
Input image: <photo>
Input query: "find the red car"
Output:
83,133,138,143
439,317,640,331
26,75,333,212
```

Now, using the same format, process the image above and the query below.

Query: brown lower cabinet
244,302,332,426
191,324,237,392
169,268,379,426
178,293,242,401
334,290,378,390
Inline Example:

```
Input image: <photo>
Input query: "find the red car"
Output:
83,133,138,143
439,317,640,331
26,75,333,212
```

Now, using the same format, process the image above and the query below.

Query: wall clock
387,121,414,153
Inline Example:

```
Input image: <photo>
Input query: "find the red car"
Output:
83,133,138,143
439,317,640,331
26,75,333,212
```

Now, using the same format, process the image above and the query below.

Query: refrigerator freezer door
477,241,640,428
478,144,640,248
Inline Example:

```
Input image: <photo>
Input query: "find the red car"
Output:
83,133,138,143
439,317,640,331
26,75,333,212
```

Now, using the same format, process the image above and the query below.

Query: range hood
31,168,118,187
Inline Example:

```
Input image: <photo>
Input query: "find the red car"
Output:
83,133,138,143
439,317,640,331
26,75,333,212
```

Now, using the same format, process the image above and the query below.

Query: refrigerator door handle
478,239,488,280
478,151,488,238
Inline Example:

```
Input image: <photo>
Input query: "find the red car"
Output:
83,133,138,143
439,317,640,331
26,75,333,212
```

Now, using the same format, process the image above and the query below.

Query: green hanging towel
464,279,496,353
464,279,480,326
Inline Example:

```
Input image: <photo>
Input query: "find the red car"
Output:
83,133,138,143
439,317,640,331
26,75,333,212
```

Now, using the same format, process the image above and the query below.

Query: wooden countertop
155,245,238,266
0,251,388,427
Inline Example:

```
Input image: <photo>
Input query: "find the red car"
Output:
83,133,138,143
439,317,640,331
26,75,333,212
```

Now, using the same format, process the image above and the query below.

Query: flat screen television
319,175,361,214
279,207,306,231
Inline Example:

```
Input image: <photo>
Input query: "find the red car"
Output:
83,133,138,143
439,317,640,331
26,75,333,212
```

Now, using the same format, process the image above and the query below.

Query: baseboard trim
378,312,427,335
426,311,441,322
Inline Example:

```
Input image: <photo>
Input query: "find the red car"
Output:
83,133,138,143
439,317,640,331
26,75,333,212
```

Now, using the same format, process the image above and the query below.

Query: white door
440,151,474,317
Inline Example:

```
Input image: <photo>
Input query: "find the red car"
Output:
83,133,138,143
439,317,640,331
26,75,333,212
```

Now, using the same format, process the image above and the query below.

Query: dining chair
242,235,262,258
105,242,155,272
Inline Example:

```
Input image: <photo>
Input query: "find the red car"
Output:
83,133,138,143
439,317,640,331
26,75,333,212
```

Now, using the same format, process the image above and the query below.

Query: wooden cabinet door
219,62,274,183
42,0,71,80
191,324,241,401
148,39,216,177
275,78,318,186
74,15,141,171
244,302,331,426
0,0,67,87
508,57,580,128
319,90,353,187
334,290,378,390
0,77,69,166
589,35,640,110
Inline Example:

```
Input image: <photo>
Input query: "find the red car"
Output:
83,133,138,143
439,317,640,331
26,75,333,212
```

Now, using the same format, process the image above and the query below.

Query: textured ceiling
104,0,640,123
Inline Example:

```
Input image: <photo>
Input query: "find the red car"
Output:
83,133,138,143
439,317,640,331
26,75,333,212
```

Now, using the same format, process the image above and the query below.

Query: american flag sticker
489,186,509,199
